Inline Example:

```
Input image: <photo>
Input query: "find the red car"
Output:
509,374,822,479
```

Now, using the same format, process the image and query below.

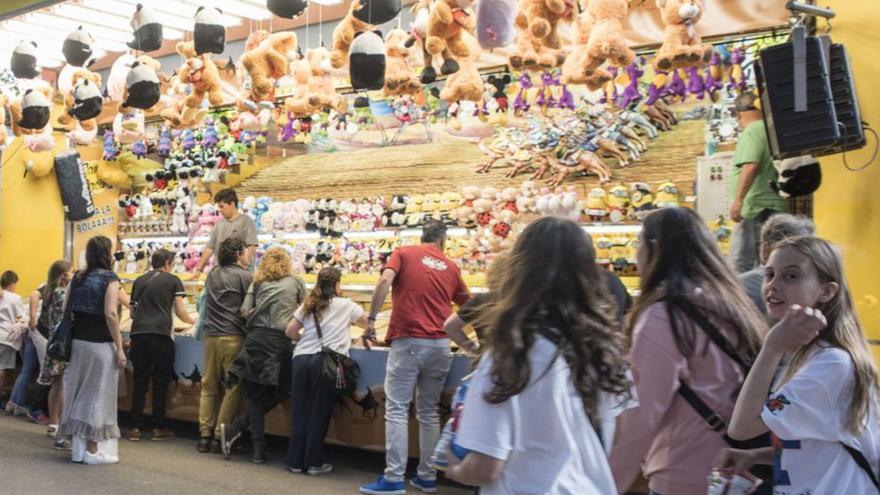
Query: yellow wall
0,135,66,295
813,1,880,352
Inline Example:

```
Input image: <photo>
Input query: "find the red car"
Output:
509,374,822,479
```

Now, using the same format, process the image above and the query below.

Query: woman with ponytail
285,267,369,475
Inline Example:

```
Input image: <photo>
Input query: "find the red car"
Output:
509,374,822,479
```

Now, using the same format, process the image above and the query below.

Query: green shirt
730,120,788,219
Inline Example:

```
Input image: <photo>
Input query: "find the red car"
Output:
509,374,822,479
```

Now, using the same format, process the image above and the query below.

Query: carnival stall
0,0,876,452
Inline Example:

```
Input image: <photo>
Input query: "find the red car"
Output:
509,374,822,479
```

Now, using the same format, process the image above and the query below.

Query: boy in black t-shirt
128,249,195,442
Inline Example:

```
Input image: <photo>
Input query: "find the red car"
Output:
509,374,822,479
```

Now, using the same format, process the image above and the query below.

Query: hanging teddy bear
383,28,423,97
509,0,575,69
425,0,477,69
653,0,712,70
405,0,455,84
440,33,484,103
562,0,613,90
577,0,635,80
58,69,103,133
330,0,377,69
239,31,298,103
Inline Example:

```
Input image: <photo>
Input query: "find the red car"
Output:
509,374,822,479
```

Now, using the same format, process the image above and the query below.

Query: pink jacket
609,300,748,495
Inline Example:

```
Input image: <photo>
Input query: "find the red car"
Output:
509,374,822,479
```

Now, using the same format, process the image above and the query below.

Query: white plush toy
171,204,189,234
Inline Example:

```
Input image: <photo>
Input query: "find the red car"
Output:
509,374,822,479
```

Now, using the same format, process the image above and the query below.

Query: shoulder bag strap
132,271,163,309
842,443,880,490
313,310,324,344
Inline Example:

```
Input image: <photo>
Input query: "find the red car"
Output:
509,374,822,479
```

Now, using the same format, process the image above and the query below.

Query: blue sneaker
359,475,406,495
410,476,438,494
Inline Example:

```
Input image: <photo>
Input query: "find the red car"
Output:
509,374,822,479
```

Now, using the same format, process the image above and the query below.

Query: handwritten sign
72,188,119,270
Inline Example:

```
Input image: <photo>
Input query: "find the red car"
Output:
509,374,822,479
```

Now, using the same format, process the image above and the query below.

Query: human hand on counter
361,321,379,350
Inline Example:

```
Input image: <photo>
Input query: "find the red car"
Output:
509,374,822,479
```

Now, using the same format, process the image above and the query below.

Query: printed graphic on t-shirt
772,434,801,488
421,256,449,271
766,394,791,413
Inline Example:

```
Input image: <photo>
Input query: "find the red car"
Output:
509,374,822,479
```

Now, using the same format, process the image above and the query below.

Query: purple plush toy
686,67,705,100
181,128,196,153
704,51,723,102
279,112,297,142
618,62,643,109
202,119,219,150
131,139,147,159
513,72,532,115
554,72,575,111
103,130,118,161
536,71,556,110
158,126,171,159
669,69,687,101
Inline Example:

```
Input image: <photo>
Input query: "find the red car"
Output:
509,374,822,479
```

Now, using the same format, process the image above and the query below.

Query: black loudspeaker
757,37,839,159
826,43,866,154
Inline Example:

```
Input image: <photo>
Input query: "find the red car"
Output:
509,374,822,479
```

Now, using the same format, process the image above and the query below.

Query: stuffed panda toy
194,7,225,55
128,4,163,52
350,31,386,91
69,79,104,122
353,0,401,25
19,88,51,130
123,61,161,110
62,26,95,68
10,41,39,79
267,0,308,19
772,155,822,198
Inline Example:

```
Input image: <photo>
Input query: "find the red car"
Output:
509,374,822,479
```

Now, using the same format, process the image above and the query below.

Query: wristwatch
367,316,377,322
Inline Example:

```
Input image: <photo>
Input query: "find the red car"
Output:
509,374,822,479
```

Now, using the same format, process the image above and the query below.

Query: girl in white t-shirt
284,267,368,476
445,217,635,495
723,236,880,494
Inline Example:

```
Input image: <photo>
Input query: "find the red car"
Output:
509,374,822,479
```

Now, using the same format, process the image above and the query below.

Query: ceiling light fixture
77,0,193,33
183,0,271,20
114,0,244,27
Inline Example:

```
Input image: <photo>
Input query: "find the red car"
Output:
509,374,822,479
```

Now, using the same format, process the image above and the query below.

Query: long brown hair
773,237,878,434
77,236,113,281
480,217,631,422
302,267,342,321
631,207,764,359
42,260,72,300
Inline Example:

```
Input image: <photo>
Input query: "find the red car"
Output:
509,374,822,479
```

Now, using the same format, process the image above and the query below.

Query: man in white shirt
0,271,27,412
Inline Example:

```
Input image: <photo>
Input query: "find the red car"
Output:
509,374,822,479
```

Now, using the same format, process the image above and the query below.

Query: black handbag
314,315,360,397
46,278,80,362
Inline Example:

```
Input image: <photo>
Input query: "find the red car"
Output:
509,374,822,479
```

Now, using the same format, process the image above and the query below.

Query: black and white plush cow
349,31,386,91
773,155,822,198
19,88,51,130
352,0,401,25
194,7,225,55
62,26,95,67
128,3,163,52
10,41,39,79
70,78,104,121
123,61,161,110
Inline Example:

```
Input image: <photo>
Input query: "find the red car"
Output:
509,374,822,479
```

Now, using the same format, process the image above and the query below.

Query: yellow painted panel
813,1,880,354
0,134,66,296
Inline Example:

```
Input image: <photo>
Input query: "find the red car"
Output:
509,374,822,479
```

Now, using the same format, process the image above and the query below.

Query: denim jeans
383,338,454,483
729,209,775,273
10,334,39,408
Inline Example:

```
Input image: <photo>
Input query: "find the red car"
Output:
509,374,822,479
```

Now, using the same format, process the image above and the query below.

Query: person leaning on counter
192,188,259,275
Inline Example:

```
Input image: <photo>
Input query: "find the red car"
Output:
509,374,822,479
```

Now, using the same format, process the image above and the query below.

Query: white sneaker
83,450,119,465
47,424,58,438
307,463,333,475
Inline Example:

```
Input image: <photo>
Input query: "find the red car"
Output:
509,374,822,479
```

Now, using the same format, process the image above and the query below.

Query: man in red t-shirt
360,221,470,495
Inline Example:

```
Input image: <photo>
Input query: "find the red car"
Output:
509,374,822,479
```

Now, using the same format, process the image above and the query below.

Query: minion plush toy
629,182,656,219
606,184,631,223
584,187,609,222
654,180,681,208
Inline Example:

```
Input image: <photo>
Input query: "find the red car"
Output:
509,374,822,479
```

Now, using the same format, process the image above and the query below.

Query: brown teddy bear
579,0,635,76
561,1,612,89
654,0,712,70
330,0,376,69
383,28,423,97
176,41,224,109
508,0,573,69
425,0,476,61
284,47,348,117
58,69,103,131
240,31,298,102
440,33,483,103
404,0,457,83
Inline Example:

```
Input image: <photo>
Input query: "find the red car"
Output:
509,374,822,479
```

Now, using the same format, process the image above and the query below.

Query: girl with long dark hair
58,236,125,465
285,267,369,475
446,217,633,494
609,207,766,494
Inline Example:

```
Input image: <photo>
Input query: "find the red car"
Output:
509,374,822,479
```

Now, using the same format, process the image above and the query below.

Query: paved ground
0,414,473,495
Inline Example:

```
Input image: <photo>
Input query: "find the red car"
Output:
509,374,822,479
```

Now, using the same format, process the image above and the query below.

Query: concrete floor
0,414,473,495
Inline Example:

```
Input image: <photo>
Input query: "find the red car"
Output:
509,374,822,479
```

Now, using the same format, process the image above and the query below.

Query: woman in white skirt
58,236,126,465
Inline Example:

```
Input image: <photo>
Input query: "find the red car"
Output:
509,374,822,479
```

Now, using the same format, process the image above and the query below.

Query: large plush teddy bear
425,0,476,61
439,33,483,103
239,31,298,102
509,0,576,69
579,0,635,76
561,1,612,89
177,41,224,109
653,0,712,70
330,0,377,69
284,47,348,117
383,28,422,97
